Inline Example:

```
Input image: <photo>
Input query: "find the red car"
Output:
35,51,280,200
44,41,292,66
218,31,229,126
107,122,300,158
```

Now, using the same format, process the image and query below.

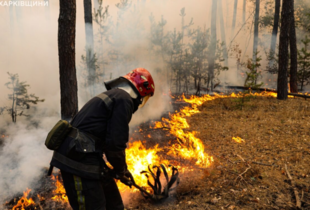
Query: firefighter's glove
105,150,127,174
105,150,135,187
116,170,135,188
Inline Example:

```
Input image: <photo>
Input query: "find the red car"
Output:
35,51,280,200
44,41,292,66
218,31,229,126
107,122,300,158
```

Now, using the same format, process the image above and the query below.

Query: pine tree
244,53,263,89
218,0,228,68
2,73,44,123
93,0,110,77
58,0,78,120
83,0,96,96
167,28,183,92
190,27,209,92
208,0,218,91
277,0,291,100
289,0,298,93
297,36,310,91
253,0,260,66
268,0,280,69
231,0,238,37
179,7,194,44
242,0,246,23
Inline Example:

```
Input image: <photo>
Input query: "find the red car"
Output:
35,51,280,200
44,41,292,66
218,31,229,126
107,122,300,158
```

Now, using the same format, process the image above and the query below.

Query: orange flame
121,91,284,192
165,95,214,167
51,176,68,203
118,141,170,192
232,136,245,143
37,194,45,201
118,94,220,192
12,92,286,204
12,188,35,210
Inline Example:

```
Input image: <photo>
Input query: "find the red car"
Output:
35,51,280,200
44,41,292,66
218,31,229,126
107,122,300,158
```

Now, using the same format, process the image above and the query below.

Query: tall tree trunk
58,0,78,120
277,0,290,100
231,0,238,38
84,0,95,96
218,0,228,68
253,0,260,63
289,0,298,93
208,0,217,91
242,0,246,23
84,0,94,50
269,0,280,68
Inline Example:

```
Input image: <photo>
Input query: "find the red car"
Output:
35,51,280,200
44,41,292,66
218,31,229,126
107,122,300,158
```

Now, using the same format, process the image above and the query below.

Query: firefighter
49,68,155,210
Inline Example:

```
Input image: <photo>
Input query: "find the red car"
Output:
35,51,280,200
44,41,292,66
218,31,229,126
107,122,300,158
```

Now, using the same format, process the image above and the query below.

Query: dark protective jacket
50,88,138,179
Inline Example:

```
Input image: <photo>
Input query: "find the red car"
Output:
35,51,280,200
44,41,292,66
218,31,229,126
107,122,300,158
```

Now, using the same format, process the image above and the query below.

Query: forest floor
3,94,310,210
129,95,310,210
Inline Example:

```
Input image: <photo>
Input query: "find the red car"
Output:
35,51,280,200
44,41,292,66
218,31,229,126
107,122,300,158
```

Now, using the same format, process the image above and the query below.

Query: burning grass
131,94,310,209
4,174,71,210
4,92,310,210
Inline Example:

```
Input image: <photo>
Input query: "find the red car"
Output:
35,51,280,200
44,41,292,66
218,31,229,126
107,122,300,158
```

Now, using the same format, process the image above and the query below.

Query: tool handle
132,183,153,198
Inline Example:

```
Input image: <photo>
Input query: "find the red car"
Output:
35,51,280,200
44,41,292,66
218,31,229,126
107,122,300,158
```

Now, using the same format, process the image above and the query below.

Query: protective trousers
60,170,124,210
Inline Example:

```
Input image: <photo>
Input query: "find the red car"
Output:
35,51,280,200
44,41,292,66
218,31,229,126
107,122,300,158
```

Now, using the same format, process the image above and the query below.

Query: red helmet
122,68,155,97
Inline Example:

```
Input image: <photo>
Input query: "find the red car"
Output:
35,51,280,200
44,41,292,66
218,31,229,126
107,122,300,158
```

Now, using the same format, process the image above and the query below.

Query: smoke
0,0,205,203
0,115,58,202
2,0,308,205
0,0,177,203
78,0,181,125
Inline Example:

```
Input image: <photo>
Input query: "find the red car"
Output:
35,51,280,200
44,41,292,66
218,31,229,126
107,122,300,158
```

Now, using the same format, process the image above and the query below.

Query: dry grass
132,96,310,210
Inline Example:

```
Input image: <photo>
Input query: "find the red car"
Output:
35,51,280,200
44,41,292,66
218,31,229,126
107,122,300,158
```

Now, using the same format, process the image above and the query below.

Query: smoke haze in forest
0,0,277,201
0,0,309,203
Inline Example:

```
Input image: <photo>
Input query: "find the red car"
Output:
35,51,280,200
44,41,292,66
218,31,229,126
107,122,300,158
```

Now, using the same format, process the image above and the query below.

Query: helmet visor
138,94,150,108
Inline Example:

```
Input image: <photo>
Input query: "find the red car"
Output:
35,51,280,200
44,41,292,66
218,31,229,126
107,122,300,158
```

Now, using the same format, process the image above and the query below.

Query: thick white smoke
0,116,57,202
0,0,280,204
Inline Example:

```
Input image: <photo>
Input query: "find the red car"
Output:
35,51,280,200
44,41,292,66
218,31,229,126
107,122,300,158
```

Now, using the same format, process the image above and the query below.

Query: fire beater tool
137,164,180,201
107,163,179,201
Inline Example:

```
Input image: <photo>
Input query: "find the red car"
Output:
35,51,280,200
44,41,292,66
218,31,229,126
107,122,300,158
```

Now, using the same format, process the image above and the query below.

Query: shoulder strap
96,93,113,112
